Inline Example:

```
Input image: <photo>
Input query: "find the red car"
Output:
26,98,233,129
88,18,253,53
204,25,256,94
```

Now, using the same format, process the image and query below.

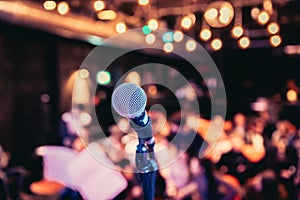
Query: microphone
112,83,157,200
111,83,153,140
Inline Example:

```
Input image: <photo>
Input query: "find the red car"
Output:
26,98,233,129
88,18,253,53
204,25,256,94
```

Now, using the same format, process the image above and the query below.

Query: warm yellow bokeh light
251,7,260,20
138,0,149,6
232,25,244,38
57,2,69,15
148,85,158,96
204,1,234,28
263,0,273,13
181,16,192,29
220,6,231,16
43,1,56,11
239,36,250,49
219,14,230,24
270,35,282,47
199,28,212,41
268,22,280,34
186,40,196,52
145,33,156,44
188,13,196,24
97,10,117,20
258,11,270,25
163,42,174,53
205,8,218,20
211,38,222,51
79,69,89,79
173,31,184,42
125,71,141,86
115,22,126,33
287,89,297,102
93,0,105,11
148,18,159,31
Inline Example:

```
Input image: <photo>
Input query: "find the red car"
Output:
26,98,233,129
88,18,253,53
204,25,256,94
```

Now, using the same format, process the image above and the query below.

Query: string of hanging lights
40,0,282,52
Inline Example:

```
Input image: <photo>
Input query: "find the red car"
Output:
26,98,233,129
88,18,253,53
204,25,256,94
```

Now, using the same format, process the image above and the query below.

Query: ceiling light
205,8,218,20
238,36,250,49
181,16,192,29
204,1,234,28
57,2,69,15
145,33,156,44
199,28,212,41
270,35,282,47
258,11,270,25
251,7,260,20
93,0,105,11
186,40,196,52
148,18,158,31
220,6,232,18
263,0,273,14
43,1,56,11
232,25,243,38
211,38,222,51
267,22,279,34
219,14,230,24
163,42,174,53
173,31,184,42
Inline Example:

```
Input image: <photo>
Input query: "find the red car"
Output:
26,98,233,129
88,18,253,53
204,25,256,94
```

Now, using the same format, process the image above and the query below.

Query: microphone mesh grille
111,83,147,118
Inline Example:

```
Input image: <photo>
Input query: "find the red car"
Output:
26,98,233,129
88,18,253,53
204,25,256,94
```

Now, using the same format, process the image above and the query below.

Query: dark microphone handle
130,114,157,200
137,171,156,200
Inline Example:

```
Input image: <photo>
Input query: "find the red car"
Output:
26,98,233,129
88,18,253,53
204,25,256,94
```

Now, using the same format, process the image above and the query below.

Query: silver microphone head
112,83,147,119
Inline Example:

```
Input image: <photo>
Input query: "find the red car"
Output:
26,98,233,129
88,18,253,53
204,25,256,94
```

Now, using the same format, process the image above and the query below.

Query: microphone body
112,83,157,200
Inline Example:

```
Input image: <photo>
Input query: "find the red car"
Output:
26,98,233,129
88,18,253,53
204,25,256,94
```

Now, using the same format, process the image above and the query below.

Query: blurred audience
4,85,300,200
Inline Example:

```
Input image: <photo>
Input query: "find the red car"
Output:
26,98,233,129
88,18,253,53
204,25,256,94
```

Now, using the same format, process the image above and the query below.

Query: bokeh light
268,22,280,34
138,0,149,6
125,71,141,85
162,32,174,43
57,2,69,15
96,71,111,85
186,40,196,52
145,33,156,44
79,69,89,79
270,35,282,47
287,89,297,102
258,11,270,25
115,22,126,33
181,16,192,29
148,85,158,96
142,25,151,35
211,38,222,51
93,0,105,11
43,1,56,11
232,25,243,38
238,36,250,49
163,42,174,53
199,28,212,41
97,10,117,20
205,8,218,20
173,31,183,42
148,19,159,31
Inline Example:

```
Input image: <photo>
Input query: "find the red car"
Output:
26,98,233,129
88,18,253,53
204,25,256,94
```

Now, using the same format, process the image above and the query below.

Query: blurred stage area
0,0,300,199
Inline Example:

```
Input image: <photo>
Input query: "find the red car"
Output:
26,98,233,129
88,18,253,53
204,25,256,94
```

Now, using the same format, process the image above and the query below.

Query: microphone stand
130,112,157,200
